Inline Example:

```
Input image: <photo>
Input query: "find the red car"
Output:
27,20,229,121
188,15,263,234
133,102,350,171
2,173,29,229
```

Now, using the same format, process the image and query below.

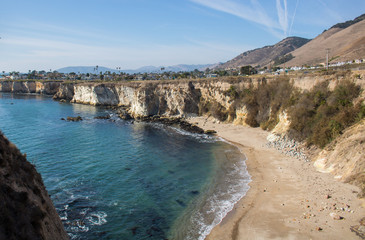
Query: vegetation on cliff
202,73,364,149
1,69,364,198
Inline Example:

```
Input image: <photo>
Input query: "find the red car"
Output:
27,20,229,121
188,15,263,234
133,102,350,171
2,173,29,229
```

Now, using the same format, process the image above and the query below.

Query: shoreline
188,116,365,240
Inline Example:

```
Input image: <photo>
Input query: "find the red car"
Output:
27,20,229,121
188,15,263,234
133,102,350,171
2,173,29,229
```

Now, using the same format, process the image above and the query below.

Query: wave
169,142,251,239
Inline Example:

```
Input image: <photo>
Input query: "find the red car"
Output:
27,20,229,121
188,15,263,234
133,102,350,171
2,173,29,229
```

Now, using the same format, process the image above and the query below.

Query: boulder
330,212,343,220
67,116,83,122
204,129,217,135
94,115,111,120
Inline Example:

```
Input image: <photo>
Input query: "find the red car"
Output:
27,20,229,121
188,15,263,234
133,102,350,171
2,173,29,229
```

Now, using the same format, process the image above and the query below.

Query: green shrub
225,85,239,99
210,101,228,121
239,78,294,128
198,100,228,121
198,101,210,116
198,76,364,149
289,80,363,148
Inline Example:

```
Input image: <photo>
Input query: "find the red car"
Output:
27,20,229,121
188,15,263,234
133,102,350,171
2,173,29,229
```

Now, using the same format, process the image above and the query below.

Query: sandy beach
188,116,365,240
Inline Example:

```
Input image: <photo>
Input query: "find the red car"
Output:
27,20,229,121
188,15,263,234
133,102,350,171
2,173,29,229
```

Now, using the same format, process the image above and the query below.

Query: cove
0,93,250,240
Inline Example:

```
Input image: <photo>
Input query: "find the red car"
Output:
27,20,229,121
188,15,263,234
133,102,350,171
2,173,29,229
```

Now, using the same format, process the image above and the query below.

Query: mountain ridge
216,13,365,70
215,36,310,70
57,64,214,74
57,14,365,74
284,16,365,67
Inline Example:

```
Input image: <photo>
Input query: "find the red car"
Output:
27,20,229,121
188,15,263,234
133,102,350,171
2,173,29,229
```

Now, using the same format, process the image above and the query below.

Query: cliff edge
314,119,365,197
0,132,68,240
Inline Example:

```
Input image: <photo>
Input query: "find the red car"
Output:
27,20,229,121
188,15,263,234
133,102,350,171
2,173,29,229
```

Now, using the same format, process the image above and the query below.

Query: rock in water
204,129,217,135
67,116,83,121
0,132,69,240
94,115,111,120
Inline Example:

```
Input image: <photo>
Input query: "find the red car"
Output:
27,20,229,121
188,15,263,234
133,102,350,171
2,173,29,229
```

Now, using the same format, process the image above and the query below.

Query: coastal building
207,73,218,78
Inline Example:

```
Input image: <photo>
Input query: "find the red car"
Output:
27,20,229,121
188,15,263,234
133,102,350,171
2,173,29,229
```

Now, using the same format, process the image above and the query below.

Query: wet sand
188,116,365,240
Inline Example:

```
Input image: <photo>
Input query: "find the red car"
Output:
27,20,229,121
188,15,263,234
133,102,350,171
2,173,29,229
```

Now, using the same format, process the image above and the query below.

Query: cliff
0,132,68,240
0,81,61,95
314,119,365,197
1,70,365,196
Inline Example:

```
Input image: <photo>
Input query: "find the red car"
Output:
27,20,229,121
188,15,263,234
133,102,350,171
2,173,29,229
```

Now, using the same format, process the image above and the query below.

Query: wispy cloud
0,35,236,72
316,0,344,22
289,0,300,36
276,0,288,36
190,0,291,38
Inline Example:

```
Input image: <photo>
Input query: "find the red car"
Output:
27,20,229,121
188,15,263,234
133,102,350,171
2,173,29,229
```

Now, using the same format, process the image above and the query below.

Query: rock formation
0,70,364,197
314,119,365,197
0,81,61,95
0,132,68,240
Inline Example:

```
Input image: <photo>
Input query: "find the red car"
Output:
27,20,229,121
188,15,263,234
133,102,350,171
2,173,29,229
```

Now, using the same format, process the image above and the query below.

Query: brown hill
217,37,310,70
285,16,365,67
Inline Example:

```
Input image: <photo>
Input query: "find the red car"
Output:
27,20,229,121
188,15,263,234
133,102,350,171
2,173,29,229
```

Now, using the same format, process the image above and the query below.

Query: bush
289,80,363,148
224,85,239,99
238,78,294,128
198,100,228,121
210,101,228,121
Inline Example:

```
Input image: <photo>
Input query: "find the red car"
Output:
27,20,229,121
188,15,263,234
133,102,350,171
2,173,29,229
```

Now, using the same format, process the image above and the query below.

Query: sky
1,0,364,73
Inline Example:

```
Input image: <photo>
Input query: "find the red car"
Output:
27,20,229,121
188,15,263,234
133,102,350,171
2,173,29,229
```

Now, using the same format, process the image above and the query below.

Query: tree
69,72,76,80
240,65,257,75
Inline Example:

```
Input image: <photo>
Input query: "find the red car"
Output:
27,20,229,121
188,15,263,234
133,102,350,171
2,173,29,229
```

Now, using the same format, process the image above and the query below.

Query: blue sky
1,0,364,72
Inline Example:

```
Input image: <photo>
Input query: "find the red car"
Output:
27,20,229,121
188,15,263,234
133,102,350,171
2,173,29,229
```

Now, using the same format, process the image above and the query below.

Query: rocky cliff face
0,132,68,240
314,119,365,197
0,81,61,95
65,81,204,117
66,79,260,117
1,73,364,198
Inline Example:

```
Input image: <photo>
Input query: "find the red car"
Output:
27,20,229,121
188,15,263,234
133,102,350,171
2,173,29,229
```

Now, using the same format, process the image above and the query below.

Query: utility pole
326,48,330,70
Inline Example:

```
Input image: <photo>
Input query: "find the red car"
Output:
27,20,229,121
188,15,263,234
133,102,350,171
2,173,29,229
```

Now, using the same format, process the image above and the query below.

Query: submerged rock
176,199,186,207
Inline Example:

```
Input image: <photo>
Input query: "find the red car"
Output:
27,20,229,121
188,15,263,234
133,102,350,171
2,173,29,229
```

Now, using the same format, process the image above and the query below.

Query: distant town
1,58,364,82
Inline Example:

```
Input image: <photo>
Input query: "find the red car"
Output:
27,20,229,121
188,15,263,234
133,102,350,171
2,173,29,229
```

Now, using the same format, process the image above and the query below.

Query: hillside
330,13,365,30
216,37,310,69
285,16,365,67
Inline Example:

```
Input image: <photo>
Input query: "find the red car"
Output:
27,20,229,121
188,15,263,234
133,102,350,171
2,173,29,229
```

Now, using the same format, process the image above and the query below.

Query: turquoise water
0,93,250,240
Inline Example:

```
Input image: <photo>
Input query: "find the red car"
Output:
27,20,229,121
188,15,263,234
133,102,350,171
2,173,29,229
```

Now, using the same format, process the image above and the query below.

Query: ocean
0,92,251,240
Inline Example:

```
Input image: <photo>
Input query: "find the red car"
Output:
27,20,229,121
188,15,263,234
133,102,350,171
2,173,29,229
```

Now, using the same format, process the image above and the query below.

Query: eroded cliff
0,132,68,240
1,71,365,197
314,119,365,197
0,81,61,95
